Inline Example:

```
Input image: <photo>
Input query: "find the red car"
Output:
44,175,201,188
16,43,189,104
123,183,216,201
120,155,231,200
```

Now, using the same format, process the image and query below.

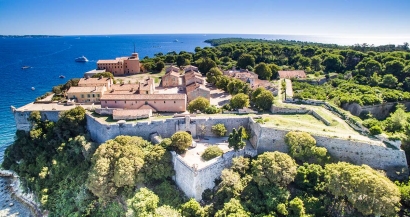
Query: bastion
11,105,409,200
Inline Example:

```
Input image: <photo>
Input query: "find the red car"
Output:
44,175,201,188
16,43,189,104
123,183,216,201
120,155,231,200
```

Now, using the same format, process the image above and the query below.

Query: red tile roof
278,70,306,79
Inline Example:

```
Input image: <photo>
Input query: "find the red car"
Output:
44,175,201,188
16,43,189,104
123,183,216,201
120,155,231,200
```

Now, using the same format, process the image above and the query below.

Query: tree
251,151,297,187
206,67,223,84
384,104,407,132
294,163,326,192
155,61,165,72
202,146,224,161
170,131,192,153
297,56,312,70
187,97,210,113
87,136,147,200
127,188,159,217
237,54,255,69
322,54,344,72
54,106,87,141
311,56,322,71
198,57,217,74
91,71,114,79
215,198,250,217
180,198,205,217
284,131,329,164
254,62,272,80
268,63,280,79
384,60,405,79
211,123,227,137
325,162,401,216
252,87,274,111
228,127,246,151
381,74,398,88
142,145,174,182
155,205,181,217
230,93,249,109
288,197,307,217
231,156,250,176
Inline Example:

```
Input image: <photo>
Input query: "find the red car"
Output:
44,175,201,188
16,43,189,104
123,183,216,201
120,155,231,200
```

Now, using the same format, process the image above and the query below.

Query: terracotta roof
278,70,306,79
110,84,139,94
166,66,180,73
67,86,105,93
186,83,209,93
78,77,111,85
184,71,203,81
97,60,122,64
184,65,199,72
165,71,181,77
101,93,186,101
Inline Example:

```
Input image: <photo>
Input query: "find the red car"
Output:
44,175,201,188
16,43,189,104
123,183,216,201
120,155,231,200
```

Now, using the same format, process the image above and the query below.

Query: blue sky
0,0,409,37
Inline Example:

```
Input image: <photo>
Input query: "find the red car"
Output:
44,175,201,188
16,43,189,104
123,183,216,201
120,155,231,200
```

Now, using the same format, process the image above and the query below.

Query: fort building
66,86,107,103
78,77,113,89
100,93,186,112
97,53,141,75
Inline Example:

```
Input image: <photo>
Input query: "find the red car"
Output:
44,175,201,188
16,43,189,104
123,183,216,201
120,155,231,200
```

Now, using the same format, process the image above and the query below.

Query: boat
31,87,35,91
21,66,30,69
173,39,178,42
59,75,65,79
75,56,88,62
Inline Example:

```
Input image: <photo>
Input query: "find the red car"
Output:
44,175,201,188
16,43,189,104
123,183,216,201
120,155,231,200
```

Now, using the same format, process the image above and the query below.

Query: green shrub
369,125,382,135
211,123,227,137
202,146,224,161
204,105,220,114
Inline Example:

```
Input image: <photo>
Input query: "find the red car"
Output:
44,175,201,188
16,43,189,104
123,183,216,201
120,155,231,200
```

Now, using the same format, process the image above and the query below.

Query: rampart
249,118,408,179
172,150,243,201
342,101,410,119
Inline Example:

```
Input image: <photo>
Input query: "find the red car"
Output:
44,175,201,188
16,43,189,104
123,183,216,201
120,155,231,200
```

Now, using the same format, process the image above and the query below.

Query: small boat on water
21,66,30,69
31,87,35,91
75,56,88,62
59,75,65,79
173,39,178,42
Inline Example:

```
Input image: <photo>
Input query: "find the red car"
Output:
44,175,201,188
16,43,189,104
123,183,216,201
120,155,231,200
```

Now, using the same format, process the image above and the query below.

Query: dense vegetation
5,38,410,216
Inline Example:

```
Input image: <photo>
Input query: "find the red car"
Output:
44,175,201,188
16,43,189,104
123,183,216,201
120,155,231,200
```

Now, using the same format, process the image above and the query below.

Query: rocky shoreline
0,170,44,217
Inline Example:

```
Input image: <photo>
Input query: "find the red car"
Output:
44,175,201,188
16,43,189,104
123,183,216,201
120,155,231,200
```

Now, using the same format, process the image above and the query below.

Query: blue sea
0,33,409,215
0,33,348,157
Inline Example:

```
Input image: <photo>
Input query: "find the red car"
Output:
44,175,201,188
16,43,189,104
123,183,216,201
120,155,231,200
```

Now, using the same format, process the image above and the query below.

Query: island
4,38,410,216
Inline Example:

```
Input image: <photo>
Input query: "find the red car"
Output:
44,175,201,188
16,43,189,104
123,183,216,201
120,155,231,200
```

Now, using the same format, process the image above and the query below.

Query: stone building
78,77,113,89
161,71,182,87
66,86,107,103
185,71,205,86
186,83,210,102
97,53,141,75
100,94,187,112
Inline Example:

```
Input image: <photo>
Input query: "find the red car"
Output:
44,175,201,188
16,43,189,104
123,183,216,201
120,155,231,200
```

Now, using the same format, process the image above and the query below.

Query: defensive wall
12,108,409,200
249,118,408,179
171,150,244,201
342,101,410,120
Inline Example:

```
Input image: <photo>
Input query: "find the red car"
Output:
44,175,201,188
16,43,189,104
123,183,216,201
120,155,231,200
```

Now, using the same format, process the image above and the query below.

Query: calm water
0,33,369,157
0,34,408,215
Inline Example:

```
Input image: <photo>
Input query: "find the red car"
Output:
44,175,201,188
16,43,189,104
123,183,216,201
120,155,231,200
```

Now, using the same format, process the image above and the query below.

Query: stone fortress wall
342,101,410,120
12,109,409,200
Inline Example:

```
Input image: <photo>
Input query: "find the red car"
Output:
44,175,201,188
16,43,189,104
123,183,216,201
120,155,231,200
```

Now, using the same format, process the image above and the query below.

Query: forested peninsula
3,38,410,216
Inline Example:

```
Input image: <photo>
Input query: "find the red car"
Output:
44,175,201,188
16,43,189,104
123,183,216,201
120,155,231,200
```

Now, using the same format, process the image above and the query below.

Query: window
81,94,84,98
97,94,100,97
146,91,148,94
92,94,95,98
125,101,126,104
174,101,176,103
87,94,90,98
164,101,166,103
115,101,117,103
